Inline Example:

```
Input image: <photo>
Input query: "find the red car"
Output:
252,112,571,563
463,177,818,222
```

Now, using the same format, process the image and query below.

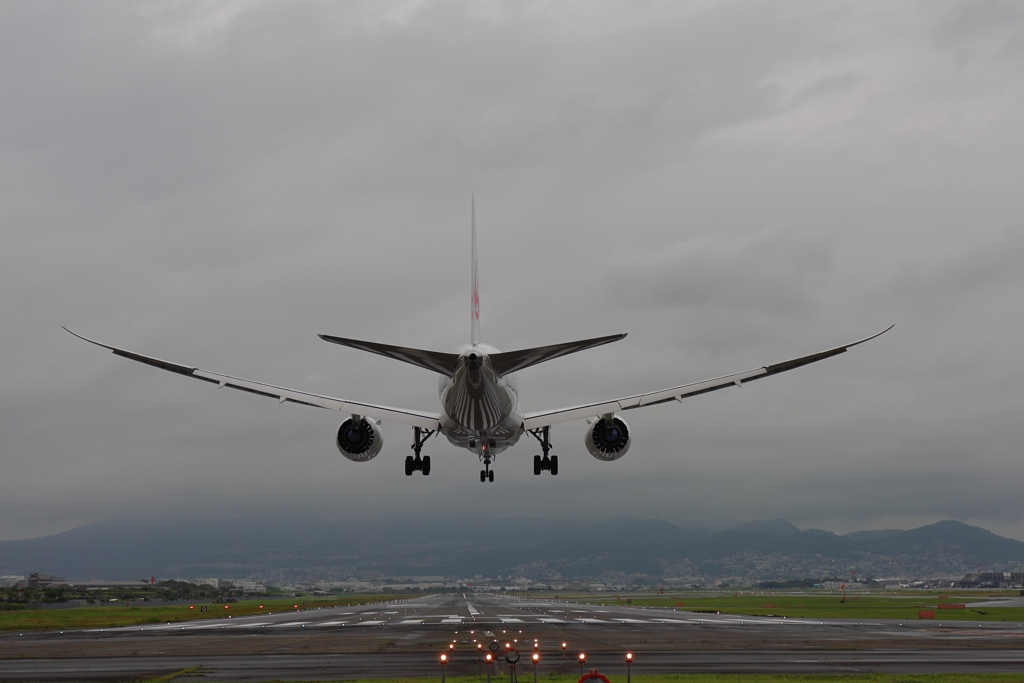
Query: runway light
579,653,587,662
532,653,540,663
485,653,493,663
440,653,448,663
626,652,633,662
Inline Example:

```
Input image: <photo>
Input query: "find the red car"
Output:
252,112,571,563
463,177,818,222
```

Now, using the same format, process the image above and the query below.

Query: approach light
440,653,448,664
485,653,493,663
579,653,587,663
626,653,633,662
449,643,456,650
532,653,540,664
189,605,194,610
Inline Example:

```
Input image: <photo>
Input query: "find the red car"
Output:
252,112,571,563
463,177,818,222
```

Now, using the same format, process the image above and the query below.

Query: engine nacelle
336,417,383,462
584,415,631,461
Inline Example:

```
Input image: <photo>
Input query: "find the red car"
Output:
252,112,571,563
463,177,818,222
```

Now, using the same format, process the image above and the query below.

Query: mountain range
1,516,1022,584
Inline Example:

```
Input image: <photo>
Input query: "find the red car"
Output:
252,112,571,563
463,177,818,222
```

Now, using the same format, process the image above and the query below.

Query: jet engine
584,415,631,461
336,417,383,462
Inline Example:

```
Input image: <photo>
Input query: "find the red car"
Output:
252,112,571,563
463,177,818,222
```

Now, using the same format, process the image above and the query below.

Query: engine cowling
336,417,383,462
584,415,631,461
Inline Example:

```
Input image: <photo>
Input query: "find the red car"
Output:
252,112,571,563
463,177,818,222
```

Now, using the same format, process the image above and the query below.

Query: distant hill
732,519,802,537
844,529,904,542
1,516,1022,584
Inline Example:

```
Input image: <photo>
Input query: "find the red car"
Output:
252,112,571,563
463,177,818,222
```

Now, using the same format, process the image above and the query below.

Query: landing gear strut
478,442,495,483
405,426,435,476
527,426,558,476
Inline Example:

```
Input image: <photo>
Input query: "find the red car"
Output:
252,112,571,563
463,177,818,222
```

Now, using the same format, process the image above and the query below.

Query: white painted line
274,621,309,627
500,618,524,623
441,618,462,624
357,620,385,626
538,618,567,623
315,621,348,626
614,619,647,623
398,619,424,625
577,618,605,623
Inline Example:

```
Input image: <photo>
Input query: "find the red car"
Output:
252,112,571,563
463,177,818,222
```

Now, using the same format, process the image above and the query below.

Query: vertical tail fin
470,195,481,345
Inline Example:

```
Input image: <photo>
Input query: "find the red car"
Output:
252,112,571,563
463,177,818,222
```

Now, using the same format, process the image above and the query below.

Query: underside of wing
64,328,442,429
521,325,893,431
318,334,460,377
489,333,627,376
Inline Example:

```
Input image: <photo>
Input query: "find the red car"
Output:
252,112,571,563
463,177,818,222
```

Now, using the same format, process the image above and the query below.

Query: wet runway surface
4,593,1024,680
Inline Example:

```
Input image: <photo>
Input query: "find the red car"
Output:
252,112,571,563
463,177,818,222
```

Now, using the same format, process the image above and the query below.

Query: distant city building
959,572,1024,587
234,580,267,593
27,572,64,587
0,575,25,587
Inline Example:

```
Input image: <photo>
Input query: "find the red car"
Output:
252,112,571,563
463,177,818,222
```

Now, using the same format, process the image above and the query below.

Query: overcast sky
2,1,1023,543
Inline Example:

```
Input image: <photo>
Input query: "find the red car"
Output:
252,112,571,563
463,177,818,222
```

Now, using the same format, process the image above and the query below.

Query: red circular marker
578,674,611,683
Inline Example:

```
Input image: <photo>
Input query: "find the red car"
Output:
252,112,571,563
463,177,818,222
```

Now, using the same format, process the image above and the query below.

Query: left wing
521,326,893,430
64,328,442,429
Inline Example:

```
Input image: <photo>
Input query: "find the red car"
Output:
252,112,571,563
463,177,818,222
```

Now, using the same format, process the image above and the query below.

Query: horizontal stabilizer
318,334,460,377
489,333,627,376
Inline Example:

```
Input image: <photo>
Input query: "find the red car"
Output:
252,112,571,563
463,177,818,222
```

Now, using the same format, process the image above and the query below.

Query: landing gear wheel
488,470,494,483
480,470,486,483
527,427,559,476
408,426,436,477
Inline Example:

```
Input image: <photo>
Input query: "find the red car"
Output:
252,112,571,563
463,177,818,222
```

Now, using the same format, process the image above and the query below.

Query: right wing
521,326,893,430
64,328,442,429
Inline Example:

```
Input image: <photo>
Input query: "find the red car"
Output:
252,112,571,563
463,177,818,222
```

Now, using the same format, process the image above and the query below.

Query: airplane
65,199,892,483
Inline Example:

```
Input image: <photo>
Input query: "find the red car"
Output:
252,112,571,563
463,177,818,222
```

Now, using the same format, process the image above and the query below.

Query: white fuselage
437,343,521,457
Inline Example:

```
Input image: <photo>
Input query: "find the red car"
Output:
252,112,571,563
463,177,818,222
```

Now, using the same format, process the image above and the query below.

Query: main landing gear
477,440,496,483
405,426,435,476
527,426,558,476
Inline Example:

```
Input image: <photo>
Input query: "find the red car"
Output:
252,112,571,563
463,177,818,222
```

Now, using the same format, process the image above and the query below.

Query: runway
3,593,1024,681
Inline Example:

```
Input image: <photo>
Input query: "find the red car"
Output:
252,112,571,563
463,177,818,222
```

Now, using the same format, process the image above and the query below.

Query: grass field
579,593,1024,622
0,594,397,632
141,674,1024,683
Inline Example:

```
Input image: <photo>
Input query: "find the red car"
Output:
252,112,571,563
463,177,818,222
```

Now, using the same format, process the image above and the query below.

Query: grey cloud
2,1,1024,543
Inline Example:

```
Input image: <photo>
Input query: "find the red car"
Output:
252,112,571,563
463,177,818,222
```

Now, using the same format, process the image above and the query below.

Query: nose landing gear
528,426,558,476
406,427,435,476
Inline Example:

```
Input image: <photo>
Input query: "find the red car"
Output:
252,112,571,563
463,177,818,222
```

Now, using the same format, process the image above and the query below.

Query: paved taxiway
4,593,1024,680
